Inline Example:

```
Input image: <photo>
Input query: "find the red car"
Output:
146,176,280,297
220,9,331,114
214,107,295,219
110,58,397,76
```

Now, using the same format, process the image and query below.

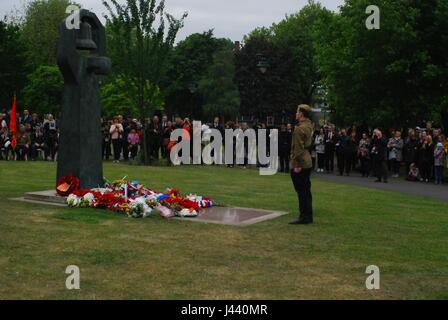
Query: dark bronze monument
56,9,111,189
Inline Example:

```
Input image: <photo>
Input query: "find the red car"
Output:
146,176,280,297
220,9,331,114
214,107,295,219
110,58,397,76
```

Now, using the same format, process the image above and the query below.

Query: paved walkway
314,172,448,202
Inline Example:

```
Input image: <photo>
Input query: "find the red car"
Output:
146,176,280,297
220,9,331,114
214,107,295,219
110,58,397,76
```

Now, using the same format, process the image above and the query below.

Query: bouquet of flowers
56,175,80,197
62,176,214,219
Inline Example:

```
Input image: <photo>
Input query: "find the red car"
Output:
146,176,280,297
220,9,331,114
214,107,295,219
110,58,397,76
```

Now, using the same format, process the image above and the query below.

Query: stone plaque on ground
175,207,288,226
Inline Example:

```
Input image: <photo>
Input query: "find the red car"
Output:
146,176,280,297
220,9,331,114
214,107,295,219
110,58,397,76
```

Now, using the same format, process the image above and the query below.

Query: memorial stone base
14,194,288,226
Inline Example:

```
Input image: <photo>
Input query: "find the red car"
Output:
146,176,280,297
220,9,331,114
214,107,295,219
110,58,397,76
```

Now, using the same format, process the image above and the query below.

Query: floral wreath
56,175,80,197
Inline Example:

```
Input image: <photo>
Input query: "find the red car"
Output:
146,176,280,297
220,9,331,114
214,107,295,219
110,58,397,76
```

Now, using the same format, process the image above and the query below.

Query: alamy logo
65,265,80,290
65,5,81,30
365,265,380,290
169,122,279,176
366,5,380,30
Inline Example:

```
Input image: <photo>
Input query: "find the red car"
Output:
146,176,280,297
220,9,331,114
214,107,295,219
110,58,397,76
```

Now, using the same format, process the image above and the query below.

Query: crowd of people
101,115,266,167
1,109,447,185
0,110,58,161
305,121,447,185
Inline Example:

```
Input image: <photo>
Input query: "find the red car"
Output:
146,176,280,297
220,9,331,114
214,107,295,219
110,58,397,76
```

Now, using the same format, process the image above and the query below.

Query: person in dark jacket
160,115,169,158
147,116,162,160
371,129,388,183
211,117,224,163
30,114,41,132
224,121,236,168
102,120,112,161
121,117,132,161
161,115,169,132
162,121,174,160
30,124,45,160
335,129,348,176
344,131,358,176
324,125,336,173
404,129,419,170
43,114,58,161
279,123,292,173
20,109,32,125
211,117,224,137
358,132,371,177
418,133,435,182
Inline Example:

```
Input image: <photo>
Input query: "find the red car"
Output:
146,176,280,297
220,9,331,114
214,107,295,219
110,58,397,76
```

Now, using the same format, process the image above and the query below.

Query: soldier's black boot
289,192,312,225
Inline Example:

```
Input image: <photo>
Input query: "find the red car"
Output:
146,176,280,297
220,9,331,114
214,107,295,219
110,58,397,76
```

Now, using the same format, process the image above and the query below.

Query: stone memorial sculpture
56,9,111,189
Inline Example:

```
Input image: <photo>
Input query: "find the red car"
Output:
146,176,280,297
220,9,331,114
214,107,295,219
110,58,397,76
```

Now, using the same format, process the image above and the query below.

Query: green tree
272,0,334,104
234,35,297,123
314,0,448,129
21,0,72,69
243,26,274,42
104,0,187,163
101,75,164,118
162,30,233,119
101,76,136,118
0,20,27,109
22,65,63,115
198,49,240,121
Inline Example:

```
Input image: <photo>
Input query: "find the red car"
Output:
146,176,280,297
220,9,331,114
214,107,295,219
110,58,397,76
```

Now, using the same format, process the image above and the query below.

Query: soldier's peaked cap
297,104,312,113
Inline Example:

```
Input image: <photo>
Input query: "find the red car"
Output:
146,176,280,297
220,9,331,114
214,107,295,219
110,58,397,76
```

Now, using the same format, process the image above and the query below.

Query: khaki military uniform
290,118,314,170
290,112,314,225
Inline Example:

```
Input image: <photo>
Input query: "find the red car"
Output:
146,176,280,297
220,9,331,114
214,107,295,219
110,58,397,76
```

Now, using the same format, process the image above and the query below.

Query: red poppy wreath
56,175,80,197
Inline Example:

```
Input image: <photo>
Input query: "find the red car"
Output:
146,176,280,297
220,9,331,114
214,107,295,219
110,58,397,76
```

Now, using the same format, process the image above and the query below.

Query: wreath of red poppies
56,175,80,197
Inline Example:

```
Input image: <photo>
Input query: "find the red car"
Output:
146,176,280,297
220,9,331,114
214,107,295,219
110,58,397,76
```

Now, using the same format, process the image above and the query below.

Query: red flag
10,95,17,149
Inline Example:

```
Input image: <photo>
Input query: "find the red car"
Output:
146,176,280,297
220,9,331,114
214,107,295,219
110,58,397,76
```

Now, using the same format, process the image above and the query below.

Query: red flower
179,199,201,211
95,192,127,209
162,196,200,211
168,189,181,196
56,175,80,197
73,190,90,197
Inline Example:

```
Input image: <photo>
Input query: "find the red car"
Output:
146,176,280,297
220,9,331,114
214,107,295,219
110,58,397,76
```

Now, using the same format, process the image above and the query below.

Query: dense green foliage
313,0,448,128
0,20,27,109
198,49,240,121
100,75,138,118
162,31,234,118
272,2,334,104
22,65,63,116
234,35,297,122
21,0,71,69
103,0,187,120
101,75,164,118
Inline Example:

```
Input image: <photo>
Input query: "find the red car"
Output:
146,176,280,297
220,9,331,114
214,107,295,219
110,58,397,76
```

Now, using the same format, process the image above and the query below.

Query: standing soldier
289,104,314,225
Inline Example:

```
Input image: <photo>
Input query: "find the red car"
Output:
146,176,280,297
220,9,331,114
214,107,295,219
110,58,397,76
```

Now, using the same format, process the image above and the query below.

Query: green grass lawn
0,161,447,299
